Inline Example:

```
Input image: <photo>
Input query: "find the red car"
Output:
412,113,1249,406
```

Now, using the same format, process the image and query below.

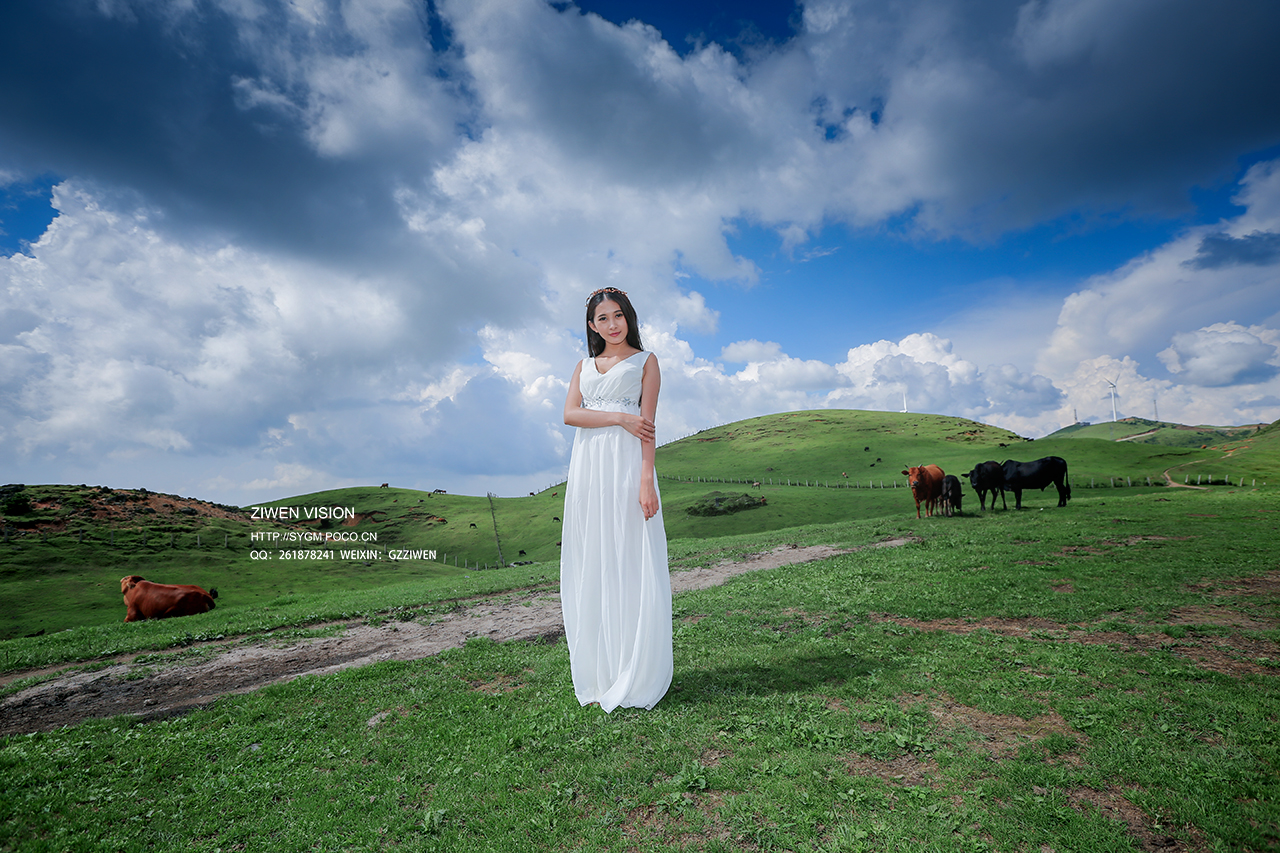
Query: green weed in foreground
2,489,1278,852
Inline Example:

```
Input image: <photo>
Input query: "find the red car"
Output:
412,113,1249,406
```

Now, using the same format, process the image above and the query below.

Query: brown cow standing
901,464,945,518
120,576,218,622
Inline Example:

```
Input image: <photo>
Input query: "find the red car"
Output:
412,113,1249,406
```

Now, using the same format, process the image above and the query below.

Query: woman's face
588,299,628,346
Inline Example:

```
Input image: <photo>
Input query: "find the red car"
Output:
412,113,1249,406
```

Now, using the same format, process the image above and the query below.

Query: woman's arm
638,354,661,521
563,359,655,442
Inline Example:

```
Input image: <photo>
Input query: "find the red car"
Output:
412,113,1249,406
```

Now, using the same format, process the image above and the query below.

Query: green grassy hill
1046,416,1267,448
0,484,561,640
652,408,1246,492
657,409,1026,483
1044,415,1279,486
1160,416,1280,487
2,409,1275,638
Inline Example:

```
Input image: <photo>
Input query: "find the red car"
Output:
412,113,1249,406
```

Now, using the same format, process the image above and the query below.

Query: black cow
966,460,1007,510
1001,457,1071,509
939,475,963,517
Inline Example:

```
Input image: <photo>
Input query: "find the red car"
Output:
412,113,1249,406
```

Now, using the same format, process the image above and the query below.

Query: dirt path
1163,467,1209,489
1117,429,1160,442
1,541,911,735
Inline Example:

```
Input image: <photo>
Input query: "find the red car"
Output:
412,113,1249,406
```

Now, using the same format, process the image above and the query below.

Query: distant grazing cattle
1001,457,1071,509
966,461,1007,511
901,464,945,518
379,483,389,488
432,488,446,494
518,549,527,556
469,522,477,528
120,576,217,623
553,516,560,522
939,475,963,517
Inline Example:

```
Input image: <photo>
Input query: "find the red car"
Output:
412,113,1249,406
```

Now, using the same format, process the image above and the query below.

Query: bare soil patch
1064,787,1212,852
846,694,1084,787
7,488,246,534
869,570,1280,680
0,542,873,735
844,695,1211,852
922,693,1085,762
873,614,1279,678
844,753,941,787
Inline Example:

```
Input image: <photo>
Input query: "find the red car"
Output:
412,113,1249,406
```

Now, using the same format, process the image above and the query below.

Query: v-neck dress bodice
580,351,645,409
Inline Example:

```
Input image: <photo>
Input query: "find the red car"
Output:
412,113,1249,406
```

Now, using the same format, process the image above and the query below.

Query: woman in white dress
560,287,673,712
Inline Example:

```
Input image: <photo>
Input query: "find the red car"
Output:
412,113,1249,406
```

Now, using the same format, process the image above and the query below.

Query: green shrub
685,491,767,517
1,493,32,516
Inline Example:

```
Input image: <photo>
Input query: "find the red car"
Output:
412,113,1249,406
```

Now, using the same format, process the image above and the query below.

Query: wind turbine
1105,377,1119,422
901,388,908,414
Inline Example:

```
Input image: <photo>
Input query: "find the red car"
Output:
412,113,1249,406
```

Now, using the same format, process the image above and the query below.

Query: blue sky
2,0,1280,505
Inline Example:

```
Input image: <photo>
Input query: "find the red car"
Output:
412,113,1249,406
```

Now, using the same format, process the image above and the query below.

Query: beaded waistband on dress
582,395,637,409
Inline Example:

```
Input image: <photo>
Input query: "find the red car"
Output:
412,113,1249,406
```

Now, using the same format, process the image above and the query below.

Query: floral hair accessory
585,287,628,306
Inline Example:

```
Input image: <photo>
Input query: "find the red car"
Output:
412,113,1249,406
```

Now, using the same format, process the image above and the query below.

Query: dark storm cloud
1186,231,1280,270
801,0,1280,232
0,0,457,265
5,0,1279,254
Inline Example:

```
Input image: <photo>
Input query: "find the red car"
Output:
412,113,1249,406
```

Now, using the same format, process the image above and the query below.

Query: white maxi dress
561,351,673,712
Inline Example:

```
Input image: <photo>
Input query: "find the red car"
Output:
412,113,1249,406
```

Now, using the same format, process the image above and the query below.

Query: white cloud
224,0,463,160
7,174,1277,504
0,183,457,470
1157,323,1280,387
242,462,345,495
1232,157,1280,234
826,333,1062,426
3,0,1280,504
720,339,782,363
1038,157,1280,396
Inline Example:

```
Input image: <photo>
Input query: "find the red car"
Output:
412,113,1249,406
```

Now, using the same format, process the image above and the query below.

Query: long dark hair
584,288,644,357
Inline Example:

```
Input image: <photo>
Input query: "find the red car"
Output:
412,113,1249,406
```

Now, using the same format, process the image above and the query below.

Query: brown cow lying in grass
120,575,218,622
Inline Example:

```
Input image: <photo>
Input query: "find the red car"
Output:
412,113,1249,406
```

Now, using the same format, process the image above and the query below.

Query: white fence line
645,473,1268,490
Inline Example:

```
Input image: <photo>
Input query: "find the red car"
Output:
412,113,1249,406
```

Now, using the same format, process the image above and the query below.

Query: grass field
2,409,1278,851
1,486,1277,852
